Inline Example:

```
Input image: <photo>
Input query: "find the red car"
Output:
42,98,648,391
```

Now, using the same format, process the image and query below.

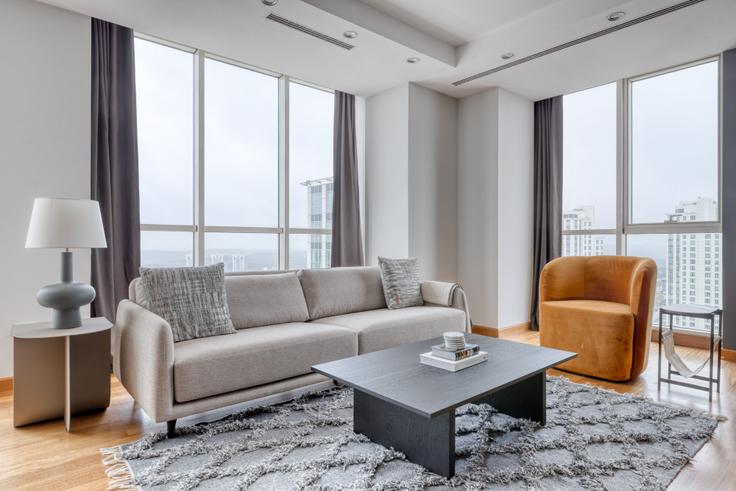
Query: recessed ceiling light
262,0,278,6
607,11,626,22
407,57,420,64
501,52,515,60
343,30,358,39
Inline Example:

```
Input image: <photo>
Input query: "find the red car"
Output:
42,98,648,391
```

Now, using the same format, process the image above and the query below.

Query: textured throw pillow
138,263,236,342
378,257,424,309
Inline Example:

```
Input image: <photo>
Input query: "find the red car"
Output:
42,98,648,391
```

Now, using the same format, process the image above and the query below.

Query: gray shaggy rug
102,377,720,490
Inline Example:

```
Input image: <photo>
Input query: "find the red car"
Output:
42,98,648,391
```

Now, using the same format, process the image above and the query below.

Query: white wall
365,83,458,281
365,84,410,261
497,90,534,328
458,90,500,326
0,0,91,378
408,84,458,282
457,88,534,329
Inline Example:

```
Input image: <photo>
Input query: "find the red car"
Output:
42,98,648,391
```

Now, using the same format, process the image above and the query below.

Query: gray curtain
723,48,736,351
90,18,140,321
530,96,563,331
331,91,364,267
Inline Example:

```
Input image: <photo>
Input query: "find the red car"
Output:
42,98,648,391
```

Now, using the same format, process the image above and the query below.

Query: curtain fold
530,96,563,331
331,91,364,267
90,18,140,321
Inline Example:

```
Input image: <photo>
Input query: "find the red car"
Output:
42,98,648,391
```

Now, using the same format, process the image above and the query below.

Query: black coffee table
312,334,575,478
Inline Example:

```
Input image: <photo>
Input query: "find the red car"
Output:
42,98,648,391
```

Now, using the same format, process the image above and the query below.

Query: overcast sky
563,60,719,228
135,38,333,256
563,60,719,262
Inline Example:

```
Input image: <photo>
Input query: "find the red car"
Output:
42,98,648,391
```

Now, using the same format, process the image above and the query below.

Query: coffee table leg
475,371,546,425
353,389,455,478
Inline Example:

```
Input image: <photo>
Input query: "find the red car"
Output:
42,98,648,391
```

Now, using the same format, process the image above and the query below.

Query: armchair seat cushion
173,322,357,403
317,306,465,354
540,299,635,381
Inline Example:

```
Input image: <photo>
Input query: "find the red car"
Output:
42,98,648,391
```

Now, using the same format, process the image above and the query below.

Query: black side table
657,304,722,401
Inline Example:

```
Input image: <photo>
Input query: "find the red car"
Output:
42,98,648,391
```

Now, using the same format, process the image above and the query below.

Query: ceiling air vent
453,0,707,86
266,13,355,50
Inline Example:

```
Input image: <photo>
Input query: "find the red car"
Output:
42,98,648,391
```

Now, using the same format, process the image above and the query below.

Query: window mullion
617,78,627,255
194,49,206,267
279,76,290,270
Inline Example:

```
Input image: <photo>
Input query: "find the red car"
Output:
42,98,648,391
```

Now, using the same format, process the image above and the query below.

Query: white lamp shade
25,198,107,249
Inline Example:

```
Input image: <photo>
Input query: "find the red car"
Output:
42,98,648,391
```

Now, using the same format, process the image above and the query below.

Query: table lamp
25,198,107,329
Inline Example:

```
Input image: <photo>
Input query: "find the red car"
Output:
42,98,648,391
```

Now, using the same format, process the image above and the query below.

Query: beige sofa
114,266,468,435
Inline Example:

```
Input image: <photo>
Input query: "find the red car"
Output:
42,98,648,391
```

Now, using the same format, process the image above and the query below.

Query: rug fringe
100,446,138,490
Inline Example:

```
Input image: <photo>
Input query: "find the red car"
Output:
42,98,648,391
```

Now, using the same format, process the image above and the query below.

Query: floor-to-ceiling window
135,37,335,271
135,38,195,268
562,82,617,257
287,81,334,269
562,58,721,331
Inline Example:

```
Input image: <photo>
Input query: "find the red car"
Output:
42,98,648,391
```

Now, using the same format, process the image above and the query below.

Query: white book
419,351,488,372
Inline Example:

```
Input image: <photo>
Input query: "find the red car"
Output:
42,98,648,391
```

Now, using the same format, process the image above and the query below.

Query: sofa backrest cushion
129,271,309,329
225,272,309,329
298,266,387,320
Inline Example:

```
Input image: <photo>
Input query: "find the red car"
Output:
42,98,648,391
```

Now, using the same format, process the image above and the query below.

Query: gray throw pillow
138,263,236,342
378,257,424,309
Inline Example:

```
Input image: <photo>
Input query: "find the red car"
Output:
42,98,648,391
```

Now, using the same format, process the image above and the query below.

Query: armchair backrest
540,255,656,306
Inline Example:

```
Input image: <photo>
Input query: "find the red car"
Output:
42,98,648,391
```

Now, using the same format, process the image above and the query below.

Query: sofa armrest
114,299,175,423
421,281,472,332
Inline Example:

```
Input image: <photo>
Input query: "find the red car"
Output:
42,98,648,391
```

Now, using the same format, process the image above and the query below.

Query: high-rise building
562,206,605,256
301,177,333,268
665,197,720,329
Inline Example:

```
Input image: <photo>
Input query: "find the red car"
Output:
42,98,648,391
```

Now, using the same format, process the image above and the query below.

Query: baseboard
723,348,736,362
0,377,12,393
650,329,736,361
650,328,715,350
472,325,496,337
472,322,530,338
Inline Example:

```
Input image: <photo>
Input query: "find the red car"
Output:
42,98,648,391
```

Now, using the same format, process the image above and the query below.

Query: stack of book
420,343,488,372
431,343,479,360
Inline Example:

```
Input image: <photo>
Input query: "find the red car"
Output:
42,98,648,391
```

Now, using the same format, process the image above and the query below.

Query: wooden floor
1,331,734,490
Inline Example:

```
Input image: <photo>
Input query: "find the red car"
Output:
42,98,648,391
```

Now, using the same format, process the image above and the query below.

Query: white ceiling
358,0,555,46
36,0,736,101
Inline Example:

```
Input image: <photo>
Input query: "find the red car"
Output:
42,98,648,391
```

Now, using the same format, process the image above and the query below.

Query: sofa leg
166,419,177,438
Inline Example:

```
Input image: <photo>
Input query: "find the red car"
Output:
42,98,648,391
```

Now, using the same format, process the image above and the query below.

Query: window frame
622,56,722,237
561,55,723,330
136,35,334,270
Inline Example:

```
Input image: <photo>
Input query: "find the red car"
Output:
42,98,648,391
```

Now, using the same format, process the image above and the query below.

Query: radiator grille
266,13,355,50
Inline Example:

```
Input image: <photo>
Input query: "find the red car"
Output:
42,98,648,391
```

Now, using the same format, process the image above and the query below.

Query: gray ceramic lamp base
36,251,96,329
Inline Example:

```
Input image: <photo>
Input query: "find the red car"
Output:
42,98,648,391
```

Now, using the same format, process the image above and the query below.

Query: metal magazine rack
657,304,722,402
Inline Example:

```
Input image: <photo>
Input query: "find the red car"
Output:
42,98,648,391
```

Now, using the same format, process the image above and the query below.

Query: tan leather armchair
539,256,657,382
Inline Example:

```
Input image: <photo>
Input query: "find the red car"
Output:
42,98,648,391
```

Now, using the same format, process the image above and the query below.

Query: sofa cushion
539,300,634,381
298,267,387,320
173,322,357,403
138,264,236,342
225,272,309,329
317,306,465,354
